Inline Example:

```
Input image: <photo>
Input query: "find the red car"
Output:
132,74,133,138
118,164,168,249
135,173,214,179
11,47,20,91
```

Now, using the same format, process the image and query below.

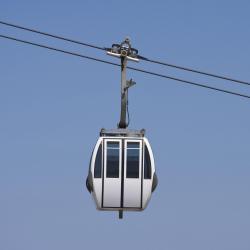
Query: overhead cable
1,20,250,87
138,55,250,87
0,34,250,100
0,20,106,51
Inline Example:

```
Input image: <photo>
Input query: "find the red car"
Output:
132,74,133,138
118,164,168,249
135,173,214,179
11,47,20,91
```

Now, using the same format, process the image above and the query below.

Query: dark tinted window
106,142,120,178
94,143,102,178
144,145,151,179
126,142,140,178
127,142,140,149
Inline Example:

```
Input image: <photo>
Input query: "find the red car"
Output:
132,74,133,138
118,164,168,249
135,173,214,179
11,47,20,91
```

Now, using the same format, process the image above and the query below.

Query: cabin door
103,139,122,208
123,140,142,208
102,139,142,209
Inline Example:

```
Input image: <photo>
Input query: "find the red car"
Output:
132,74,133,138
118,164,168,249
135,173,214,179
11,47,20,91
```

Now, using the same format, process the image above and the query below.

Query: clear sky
1,1,250,250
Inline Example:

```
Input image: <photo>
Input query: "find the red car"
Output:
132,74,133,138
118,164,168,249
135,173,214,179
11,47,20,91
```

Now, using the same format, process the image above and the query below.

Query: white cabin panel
142,180,152,209
93,179,102,209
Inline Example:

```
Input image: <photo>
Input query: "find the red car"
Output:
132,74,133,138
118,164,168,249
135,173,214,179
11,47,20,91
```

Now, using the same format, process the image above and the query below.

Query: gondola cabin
86,129,157,217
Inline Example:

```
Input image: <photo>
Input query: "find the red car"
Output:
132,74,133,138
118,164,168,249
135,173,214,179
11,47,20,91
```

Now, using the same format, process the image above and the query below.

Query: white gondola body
87,130,157,212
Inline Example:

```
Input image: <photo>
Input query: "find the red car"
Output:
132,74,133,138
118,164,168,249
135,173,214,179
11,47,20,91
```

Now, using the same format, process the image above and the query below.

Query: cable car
86,129,158,218
86,38,158,218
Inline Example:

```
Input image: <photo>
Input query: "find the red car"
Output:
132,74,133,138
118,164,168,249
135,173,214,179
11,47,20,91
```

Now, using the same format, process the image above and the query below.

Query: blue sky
0,1,250,250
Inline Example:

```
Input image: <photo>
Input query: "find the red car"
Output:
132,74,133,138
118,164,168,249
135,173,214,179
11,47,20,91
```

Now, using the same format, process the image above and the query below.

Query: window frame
94,142,102,178
144,144,152,179
105,140,121,179
126,141,140,179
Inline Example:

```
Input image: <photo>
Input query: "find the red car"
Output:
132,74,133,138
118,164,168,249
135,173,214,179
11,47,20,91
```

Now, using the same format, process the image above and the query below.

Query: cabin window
144,145,152,179
106,142,120,178
94,143,102,178
126,142,140,178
